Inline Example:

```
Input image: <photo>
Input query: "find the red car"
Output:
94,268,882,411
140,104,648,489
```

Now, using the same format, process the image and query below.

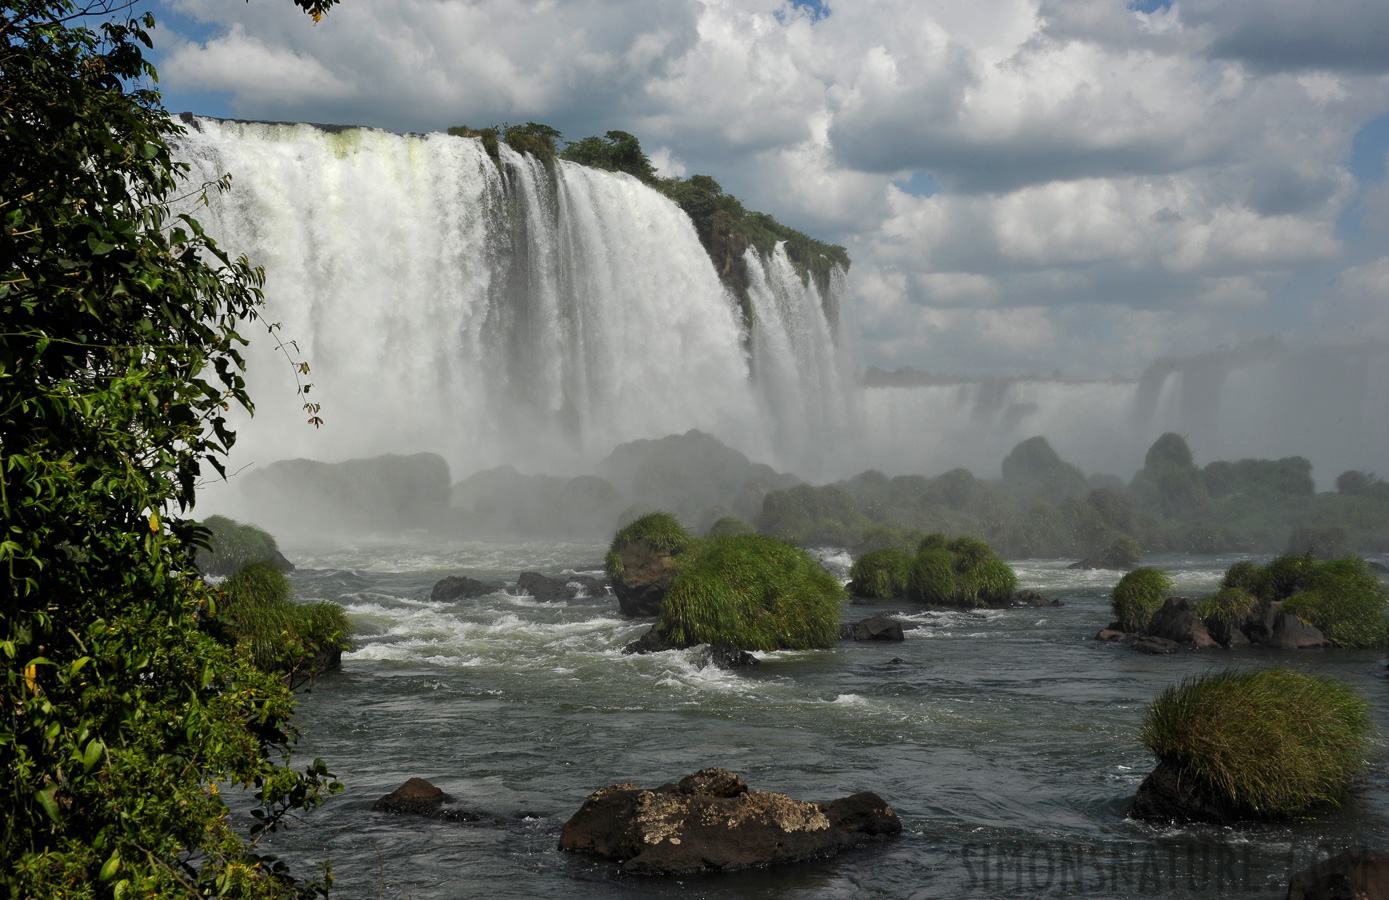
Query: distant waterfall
174,119,854,479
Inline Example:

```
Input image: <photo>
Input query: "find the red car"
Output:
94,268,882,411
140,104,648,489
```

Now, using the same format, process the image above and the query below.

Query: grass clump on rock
605,512,696,579
1138,668,1371,820
1281,557,1389,650
1111,567,1173,632
659,534,843,651
848,547,913,599
707,515,756,537
905,534,1017,608
195,514,292,577
219,561,351,676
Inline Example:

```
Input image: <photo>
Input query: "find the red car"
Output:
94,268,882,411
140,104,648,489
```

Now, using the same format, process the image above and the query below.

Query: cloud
150,0,1389,377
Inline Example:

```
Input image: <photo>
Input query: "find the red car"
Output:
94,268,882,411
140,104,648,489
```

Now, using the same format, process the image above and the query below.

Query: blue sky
141,0,1389,378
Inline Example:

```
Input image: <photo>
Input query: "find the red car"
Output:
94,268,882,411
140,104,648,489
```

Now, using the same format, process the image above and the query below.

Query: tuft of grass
605,512,695,580
1195,586,1259,632
1256,551,1317,601
195,515,288,577
659,534,844,651
1281,557,1389,649
1139,668,1371,819
1111,567,1173,632
706,516,756,537
906,534,1015,607
849,547,913,599
1221,560,1263,593
219,561,351,675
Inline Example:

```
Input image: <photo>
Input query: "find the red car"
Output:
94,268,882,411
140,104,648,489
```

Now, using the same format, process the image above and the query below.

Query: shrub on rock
605,511,696,579
1133,668,1371,822
848,547,913,598
904,534,1016,608
220,561,351,677
1281,557,1389,650
1111,567,1173,633
659,534,843,651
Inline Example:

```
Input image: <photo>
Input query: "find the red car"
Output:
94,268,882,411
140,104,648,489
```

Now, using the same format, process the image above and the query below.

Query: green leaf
35,786,60,824
87,233,117,254
82,739,105,772
98,849,121,882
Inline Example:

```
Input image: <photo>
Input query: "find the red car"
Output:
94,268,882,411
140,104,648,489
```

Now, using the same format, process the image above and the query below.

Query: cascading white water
173,119,853,482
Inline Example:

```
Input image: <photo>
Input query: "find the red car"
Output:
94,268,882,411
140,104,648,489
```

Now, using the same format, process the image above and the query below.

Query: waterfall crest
174,119,853,479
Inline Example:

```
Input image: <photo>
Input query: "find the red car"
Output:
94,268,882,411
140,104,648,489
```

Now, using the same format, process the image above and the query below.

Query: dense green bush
1098,535,1143,568
905,534,1016,608
1139,669,1371,819
848,547,913,598
1000,436,1089,503
1281,558,1389,649
659,534,844,650
196,514,290,576
604,511,696,579
1111,567,1174,632
1195,586,1259,635
757,483,863,546
220,562,352,676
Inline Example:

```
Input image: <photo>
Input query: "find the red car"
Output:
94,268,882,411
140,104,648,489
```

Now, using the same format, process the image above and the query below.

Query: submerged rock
846,614,906,642
622,626,758,670
372,777,489,823
1286,849,1389,900
431,575,496,602
514,572,609,601
558,767,900,874
1129,760,1239,824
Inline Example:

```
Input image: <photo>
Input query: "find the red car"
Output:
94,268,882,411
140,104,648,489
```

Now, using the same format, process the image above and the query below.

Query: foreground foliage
1,1,338,895
660,534,844,650
1140,669,1371,819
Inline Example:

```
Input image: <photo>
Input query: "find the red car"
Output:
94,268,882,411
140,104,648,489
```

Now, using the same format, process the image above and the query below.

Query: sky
142,0,1389,379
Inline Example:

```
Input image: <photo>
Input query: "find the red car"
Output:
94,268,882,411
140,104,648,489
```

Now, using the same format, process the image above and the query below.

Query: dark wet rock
1095,629,1131,643
1131,636,1181,655
1146,597,1219,649
1244,601,1281,644
623,626,758,670
1129,760,1239,824
1270,614,1333,649
1010,590,1062,607
1286,849,1389,900
431,575,496,603
698,643,759,670
513,572,609,601
558,768,901,874
849,614,905,642
612,540,678,617
374,777,453,816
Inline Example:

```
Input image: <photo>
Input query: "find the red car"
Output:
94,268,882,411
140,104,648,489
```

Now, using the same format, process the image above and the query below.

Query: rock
1369,561,1389,575
1270,614,1332,649
515,572,610,601
431,575,496,603
1010,590,1063,607
1129,760,1239,824
1131,636,1181,655
851,614,906,642
698,643,760,670
1095,629,1131,643
611,540,679,617
1146,597,1218,648
1244,601,1281,644
373,777,453,816
623,627,758,670
558,768,901,874
1286,849,1389,900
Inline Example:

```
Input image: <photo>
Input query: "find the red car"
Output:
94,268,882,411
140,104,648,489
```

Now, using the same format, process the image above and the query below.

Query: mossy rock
1134,668,1371,821
1110,567,1173,633
195,515,293,577
905,534,1016,608
659,534,844,651
219,561,351,677
605,512,696,581
1281,558,1389,649
848,547,912,599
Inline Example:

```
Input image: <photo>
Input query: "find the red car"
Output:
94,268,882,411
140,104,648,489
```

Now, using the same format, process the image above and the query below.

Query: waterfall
173,118,853,481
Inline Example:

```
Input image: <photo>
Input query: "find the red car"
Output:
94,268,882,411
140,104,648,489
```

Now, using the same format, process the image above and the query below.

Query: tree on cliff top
2,1,338,895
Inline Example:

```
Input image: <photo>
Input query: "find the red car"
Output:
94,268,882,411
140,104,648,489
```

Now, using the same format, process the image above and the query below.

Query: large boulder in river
1146,597,1219,648
558,768,900,874
604,513,695,618
1286,849,1389,900
431,575,496,602
515,572,609,601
